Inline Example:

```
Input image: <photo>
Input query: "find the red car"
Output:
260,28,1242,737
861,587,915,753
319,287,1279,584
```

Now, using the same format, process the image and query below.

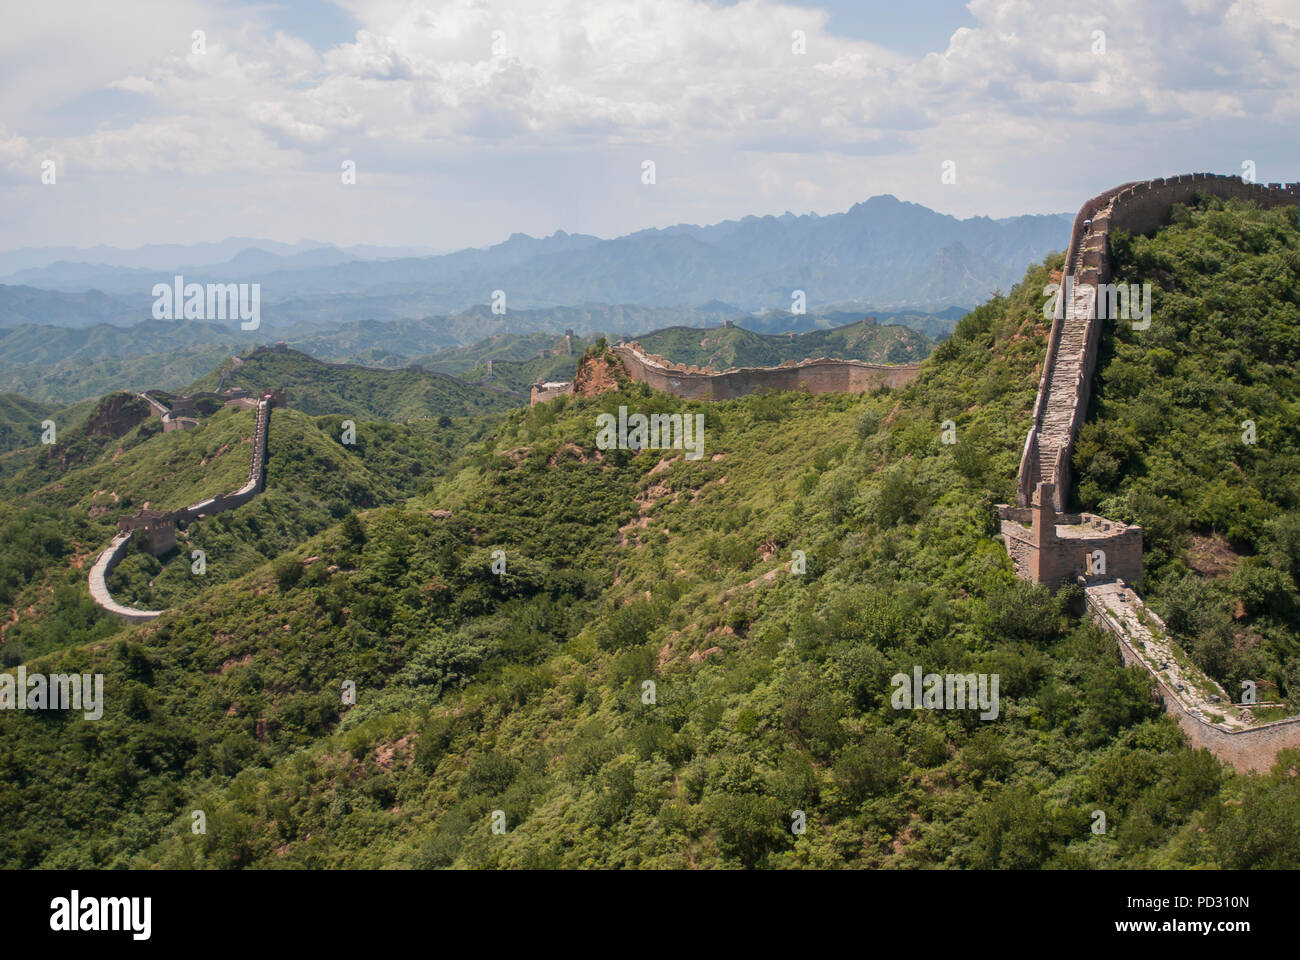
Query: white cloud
1,0,1296,248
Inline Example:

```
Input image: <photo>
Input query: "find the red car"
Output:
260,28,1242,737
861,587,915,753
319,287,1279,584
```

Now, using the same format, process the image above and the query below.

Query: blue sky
244,0,981,57
1,0,1296,251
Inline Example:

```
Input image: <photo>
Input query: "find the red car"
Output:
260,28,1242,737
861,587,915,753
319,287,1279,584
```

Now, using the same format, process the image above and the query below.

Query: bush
273,556,303,590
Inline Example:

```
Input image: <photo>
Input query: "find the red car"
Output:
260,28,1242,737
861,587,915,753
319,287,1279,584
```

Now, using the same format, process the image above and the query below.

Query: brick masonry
1090,583,1300,773
530,380,574,405
998,481,1142,588
612,342,920,400
1003,173,1300,773
1017,173,1299,512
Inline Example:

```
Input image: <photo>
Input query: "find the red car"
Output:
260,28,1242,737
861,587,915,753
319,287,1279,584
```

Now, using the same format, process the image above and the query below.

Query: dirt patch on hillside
636,483,674,514
1188,533,1242,579
374,737,411,770
549,442,599,466
573,352,623,397
619,515,650,546
220,654,254,674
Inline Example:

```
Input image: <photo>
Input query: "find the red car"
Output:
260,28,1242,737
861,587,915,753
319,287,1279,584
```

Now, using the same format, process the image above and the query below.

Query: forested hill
1069,195,1300,707
0,395,501,666
1,195,1297,870
0,394,54,454
634,317,933,369
188,347,523,420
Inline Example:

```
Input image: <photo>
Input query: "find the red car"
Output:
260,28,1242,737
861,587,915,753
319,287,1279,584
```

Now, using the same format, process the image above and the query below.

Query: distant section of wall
530,381,574,405
612,342,919,400
87,534,163,623
89,397,275,622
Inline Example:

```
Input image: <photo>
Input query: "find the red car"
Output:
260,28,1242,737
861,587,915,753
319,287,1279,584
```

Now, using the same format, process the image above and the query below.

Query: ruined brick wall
998,521,1037,579
612,343,920,400
1037,524,1143,588
997,502,1142,588
530,382,574,405
1095,594,1300,773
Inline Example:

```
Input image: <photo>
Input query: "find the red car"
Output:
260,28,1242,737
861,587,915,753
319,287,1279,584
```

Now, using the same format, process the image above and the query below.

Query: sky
0,0,1297,252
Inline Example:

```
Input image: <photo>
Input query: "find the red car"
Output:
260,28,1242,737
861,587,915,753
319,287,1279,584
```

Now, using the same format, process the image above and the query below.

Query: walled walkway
87,533,164,623
1087,580,1300,772
1016,173,1299,512
612,342,919,400
1005,173,1300,772
87,396,274,622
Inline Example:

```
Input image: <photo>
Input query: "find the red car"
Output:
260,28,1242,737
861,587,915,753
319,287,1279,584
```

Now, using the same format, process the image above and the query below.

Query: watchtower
117,509,177,556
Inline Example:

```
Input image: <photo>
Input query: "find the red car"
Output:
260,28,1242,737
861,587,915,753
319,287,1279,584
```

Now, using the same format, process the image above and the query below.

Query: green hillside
106,409,496,612
0,398,503,666
23,403,256,513
635,317,932,369
189,347,523,419
0,394,54,454
2,202,1298,870
1070,195,1300,703
0,347,238,406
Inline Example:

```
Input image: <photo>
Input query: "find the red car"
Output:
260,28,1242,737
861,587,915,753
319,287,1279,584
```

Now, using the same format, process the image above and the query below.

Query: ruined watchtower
117,509,177,556
997,481,1142,588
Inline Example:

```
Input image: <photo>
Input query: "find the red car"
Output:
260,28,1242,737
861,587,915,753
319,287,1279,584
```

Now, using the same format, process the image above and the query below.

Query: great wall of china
84,175,1300,769
87,389,280,624
998,173,1300,772
531,342,921,403
611,343,921,400
532,172,1300,772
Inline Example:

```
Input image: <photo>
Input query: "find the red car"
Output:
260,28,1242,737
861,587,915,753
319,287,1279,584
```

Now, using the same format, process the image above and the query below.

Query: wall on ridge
87,533,163,623
1089,588,1300,773
612,343,919,400
1017,173,1300,509
89,398,274,621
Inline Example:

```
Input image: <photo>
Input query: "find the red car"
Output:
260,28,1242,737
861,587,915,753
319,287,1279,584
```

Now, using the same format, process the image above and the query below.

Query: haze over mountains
0,196,1070,332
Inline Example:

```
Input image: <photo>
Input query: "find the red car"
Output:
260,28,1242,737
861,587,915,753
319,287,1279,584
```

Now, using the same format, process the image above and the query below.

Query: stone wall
87,534,162,623
997,481,1143,587
612,342,920,400
1001,177,1300,773
89,398,274,622
1088,587,1300,773
530,381,574,405
1017,173,1300,510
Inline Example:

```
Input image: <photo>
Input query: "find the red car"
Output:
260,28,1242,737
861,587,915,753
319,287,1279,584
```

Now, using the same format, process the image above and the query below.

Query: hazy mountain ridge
0,197,1069,328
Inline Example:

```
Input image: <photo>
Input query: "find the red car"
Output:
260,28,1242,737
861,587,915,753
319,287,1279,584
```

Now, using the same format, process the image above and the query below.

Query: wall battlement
1003,173,1300,772
1018,173,1300,512
998,481,1142,588
530,380,574,405
612,341,920,400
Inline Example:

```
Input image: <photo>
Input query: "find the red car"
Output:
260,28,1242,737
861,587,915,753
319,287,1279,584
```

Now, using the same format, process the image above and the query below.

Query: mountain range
0,196,1070,331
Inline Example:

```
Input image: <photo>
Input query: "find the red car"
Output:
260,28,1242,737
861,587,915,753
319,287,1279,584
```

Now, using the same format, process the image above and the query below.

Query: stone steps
1030,224,1105,489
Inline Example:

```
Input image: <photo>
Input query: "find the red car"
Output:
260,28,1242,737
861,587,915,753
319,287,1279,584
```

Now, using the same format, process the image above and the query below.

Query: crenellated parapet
612,341,920,400
1001,174,1300,771
1017,173,1300,512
